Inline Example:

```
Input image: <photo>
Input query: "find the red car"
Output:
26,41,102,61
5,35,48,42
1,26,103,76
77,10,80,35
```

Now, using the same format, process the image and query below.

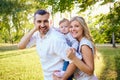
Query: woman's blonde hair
70,16,99,59
70,16,95,48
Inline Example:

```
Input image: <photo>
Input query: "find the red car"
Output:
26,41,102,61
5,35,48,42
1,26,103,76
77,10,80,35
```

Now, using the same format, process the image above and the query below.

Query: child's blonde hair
59,18,69,25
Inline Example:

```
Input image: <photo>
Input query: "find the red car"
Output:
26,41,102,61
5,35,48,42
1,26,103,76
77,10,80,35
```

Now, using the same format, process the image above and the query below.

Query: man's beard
39,26,49,35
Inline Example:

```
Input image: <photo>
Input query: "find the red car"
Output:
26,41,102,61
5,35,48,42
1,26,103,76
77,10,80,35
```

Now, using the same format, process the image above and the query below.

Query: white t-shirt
26,28,70,80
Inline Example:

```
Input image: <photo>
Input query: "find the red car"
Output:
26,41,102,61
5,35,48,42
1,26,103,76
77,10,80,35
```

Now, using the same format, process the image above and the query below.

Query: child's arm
67,33,79,50
71,39,79,51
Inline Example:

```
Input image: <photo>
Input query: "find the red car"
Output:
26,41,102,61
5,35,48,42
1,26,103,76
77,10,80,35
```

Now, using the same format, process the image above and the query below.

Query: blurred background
0,0,120,45
0,0,120,80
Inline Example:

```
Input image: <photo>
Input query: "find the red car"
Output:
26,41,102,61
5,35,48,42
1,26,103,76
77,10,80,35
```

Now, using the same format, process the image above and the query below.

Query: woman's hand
67,48,76,60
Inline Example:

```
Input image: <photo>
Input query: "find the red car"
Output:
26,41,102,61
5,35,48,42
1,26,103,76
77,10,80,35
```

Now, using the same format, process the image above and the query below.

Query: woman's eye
70,26,73,28
75,25,79,27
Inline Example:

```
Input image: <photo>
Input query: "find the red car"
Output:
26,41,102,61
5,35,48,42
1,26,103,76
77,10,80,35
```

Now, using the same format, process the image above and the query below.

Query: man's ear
49,19,53,26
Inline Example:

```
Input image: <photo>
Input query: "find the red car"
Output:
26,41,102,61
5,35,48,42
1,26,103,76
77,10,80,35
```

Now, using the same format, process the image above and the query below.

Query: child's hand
53,70,65,77
53,70,65,80
67,48,76,60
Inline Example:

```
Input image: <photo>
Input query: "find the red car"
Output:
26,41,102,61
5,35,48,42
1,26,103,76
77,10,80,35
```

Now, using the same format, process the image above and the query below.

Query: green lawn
0,44,44,80
95,46,120,80
0,44,120,80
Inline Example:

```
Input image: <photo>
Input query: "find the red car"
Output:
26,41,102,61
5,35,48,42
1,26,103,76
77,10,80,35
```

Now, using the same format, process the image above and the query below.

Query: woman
66,16,97,80
53,16,97,80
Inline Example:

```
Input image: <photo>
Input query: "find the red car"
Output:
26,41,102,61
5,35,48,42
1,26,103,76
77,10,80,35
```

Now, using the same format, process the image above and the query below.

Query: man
18,9,81,80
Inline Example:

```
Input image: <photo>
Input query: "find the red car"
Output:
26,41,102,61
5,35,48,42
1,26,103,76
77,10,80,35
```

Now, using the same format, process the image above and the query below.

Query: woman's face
70,20,83,41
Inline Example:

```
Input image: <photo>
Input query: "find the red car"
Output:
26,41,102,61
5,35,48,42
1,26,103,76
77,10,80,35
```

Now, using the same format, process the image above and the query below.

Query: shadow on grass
114,54,120,80
0,44,18,52
98,47,120,80
98,55,111,80
0,44,34,59
0,50,30,59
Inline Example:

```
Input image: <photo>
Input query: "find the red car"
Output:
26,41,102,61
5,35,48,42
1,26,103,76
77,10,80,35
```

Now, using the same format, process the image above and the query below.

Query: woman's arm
73,45,94,75
67,45,94,75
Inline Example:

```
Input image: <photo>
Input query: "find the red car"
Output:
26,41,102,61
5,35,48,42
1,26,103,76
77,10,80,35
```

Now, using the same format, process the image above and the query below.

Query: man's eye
37,20,41,23
44,20,49,23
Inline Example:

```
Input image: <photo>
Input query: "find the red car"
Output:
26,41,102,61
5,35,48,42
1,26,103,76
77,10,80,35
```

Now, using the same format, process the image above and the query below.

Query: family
18,9,98,80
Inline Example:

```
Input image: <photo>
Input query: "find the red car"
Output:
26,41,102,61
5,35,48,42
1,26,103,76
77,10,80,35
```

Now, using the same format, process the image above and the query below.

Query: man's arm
18,28,36,49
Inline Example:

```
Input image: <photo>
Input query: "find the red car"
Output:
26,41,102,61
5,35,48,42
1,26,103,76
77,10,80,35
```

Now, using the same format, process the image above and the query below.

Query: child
59,18,78,52
54,18,79,80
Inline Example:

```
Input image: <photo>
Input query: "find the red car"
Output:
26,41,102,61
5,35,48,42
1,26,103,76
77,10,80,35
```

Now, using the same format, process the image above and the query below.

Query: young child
59,18,79,52
54,18,79,80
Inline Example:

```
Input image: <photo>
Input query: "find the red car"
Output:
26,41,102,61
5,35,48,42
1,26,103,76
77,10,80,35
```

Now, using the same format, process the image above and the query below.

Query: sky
52,1,114,28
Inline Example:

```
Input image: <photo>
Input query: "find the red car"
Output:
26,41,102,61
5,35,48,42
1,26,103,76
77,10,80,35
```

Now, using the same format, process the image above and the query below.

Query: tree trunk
112,32,116,48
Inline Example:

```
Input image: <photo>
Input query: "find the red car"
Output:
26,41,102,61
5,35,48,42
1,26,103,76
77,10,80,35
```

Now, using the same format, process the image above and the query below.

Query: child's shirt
64,33,79,50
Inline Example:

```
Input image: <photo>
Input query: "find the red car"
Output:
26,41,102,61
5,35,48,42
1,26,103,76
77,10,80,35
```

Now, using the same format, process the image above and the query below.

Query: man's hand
34,25,40,31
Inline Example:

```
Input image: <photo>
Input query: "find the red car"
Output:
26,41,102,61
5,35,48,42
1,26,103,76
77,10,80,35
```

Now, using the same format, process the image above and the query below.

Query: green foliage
101,0,114,5
77,0,97,12
44,0,74,13
89,1,120,43
58,0,74,12
0,0,120,43
102,1,120,43
0,0,46,43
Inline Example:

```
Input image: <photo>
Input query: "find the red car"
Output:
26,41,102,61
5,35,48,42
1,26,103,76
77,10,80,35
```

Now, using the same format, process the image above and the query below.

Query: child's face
59,21,70,34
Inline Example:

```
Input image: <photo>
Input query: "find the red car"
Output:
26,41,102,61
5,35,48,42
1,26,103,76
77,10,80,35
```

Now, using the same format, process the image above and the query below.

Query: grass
0,43,120,80
95,46,120,80
0,44,44,80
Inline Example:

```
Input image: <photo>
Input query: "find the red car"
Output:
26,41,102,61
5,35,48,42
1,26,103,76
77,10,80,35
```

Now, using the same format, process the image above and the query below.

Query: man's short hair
34,9,49,17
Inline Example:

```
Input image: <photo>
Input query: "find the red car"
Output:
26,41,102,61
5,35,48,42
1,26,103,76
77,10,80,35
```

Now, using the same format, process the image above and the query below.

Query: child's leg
63,61,69,71
63,61,73,80
54,61,73,80
54,61,69,77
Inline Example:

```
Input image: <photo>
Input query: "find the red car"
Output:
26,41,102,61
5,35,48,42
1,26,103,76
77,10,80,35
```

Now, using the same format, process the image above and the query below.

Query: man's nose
40,22,45,28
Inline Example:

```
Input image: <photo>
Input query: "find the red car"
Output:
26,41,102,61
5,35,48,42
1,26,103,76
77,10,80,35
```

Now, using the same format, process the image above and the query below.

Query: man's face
34,13,50,35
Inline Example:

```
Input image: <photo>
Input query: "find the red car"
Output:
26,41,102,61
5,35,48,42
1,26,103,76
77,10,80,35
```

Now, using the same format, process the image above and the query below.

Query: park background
0,0,120,80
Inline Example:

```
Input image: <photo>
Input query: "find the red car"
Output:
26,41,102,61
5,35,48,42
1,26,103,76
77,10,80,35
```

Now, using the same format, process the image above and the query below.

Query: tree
93,1,120,47
0,0,46,43
0,0,120,44
81,1,120,46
